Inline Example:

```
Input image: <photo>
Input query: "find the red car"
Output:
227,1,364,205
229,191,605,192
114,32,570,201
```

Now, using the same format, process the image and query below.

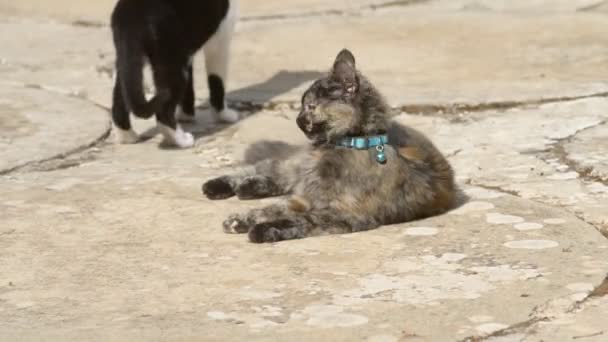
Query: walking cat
202,49,456,243
111,0,239,148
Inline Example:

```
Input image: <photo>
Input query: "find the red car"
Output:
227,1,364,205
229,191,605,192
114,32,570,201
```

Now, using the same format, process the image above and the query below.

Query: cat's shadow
141,69,323,146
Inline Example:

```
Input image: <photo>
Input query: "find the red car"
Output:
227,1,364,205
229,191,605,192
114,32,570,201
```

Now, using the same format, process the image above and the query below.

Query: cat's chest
317,147,398,182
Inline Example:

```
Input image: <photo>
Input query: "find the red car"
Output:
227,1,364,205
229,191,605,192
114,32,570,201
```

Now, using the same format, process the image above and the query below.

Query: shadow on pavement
142,69,323,145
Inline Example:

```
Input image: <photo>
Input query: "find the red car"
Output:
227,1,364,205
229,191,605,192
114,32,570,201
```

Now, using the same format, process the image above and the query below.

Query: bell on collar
375,145,387,164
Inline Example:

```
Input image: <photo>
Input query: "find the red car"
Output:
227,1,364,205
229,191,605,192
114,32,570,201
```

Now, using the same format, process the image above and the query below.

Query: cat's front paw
222,214,250,234
248,219,294,243
174,130,195,148
202,176,235,200
158,124,195,148
248,224,282,244
235,176,281,200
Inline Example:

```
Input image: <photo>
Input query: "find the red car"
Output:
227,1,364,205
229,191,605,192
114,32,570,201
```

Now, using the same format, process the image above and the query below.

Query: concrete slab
2,0,605,24
0,18,113,107
419,0,605,12
4,9,608,111
224,11,608,106
489,296,608,341
0,83,110,173
0,0,113,23
1,131,607,341
1,1,608,341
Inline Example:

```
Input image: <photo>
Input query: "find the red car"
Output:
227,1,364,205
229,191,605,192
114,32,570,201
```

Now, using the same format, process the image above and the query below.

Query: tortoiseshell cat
202,49,456,243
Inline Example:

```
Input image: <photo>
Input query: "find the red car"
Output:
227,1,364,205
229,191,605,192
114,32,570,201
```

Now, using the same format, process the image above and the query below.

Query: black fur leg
179,64,196,120
154,86,182,131
150,58,197,148
202,176,235,199
207,74,225,112
235,176,282,200
112,75,131,130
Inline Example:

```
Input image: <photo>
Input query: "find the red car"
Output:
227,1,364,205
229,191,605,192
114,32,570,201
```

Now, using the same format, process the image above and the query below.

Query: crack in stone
10,147,105,174
0,130,110,176
91,51,608,120
461,276,607,341
398,92,608,117
369,0,431,9
226,0,433,23
578,0,608,12
467,178,608,239
0,229,16,236
573,212,608,240
446,148,463,159
573,331,605,340
226,90,608,121
460,317,548,342
0,83,112,176
71,20,105,28
545,121,608,186
464,179,521,196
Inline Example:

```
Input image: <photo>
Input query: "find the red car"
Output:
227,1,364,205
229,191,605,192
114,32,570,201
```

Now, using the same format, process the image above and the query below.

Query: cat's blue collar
335,134,388,164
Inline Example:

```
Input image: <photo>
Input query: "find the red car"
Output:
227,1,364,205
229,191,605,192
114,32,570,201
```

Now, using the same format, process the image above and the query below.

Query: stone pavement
1,1,608,341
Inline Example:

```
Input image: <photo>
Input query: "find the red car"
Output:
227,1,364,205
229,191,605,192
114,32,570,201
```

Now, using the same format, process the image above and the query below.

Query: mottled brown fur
202,49,457,243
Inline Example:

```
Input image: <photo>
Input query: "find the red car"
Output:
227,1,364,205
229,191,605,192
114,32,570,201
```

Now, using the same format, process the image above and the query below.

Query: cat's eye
305,104,317,111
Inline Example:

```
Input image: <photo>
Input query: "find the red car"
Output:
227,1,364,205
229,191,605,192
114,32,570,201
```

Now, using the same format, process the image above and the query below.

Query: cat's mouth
300,123,327,140
311,136,329,147
302,124,322,136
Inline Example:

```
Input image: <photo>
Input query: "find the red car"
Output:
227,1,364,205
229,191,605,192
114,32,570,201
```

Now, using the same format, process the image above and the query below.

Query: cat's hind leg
235,206,380,243
176,61,196,123
153,61,195,148
203,2,239,123
112,74,139,144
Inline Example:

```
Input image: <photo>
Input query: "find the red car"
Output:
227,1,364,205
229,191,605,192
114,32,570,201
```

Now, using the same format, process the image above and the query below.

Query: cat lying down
202,49,456,243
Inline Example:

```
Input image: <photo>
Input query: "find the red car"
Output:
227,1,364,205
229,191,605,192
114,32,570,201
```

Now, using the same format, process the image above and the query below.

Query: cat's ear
334,49,356,67
331,49,358,95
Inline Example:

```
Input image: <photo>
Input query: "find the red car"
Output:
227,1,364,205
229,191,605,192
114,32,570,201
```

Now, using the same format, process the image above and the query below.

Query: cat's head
297,49,390,145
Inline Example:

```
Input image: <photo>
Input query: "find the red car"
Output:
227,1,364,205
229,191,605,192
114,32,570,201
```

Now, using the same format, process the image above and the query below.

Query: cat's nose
296,114,310,132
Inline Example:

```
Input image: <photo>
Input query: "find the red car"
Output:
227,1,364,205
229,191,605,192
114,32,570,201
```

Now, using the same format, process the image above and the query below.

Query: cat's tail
113,34,166,119
244,141,302,164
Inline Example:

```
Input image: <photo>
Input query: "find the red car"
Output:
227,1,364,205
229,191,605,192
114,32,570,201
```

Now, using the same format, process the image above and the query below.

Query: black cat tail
113,34,163,119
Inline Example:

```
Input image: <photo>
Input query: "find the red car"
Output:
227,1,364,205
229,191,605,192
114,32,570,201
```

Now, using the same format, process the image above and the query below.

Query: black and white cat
111,0,239,148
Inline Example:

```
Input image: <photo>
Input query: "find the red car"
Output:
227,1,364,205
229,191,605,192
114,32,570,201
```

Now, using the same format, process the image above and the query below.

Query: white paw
114,127,139,144
175,129,195,148
214,108,240,123
158,123,195,148
176,107,196,123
